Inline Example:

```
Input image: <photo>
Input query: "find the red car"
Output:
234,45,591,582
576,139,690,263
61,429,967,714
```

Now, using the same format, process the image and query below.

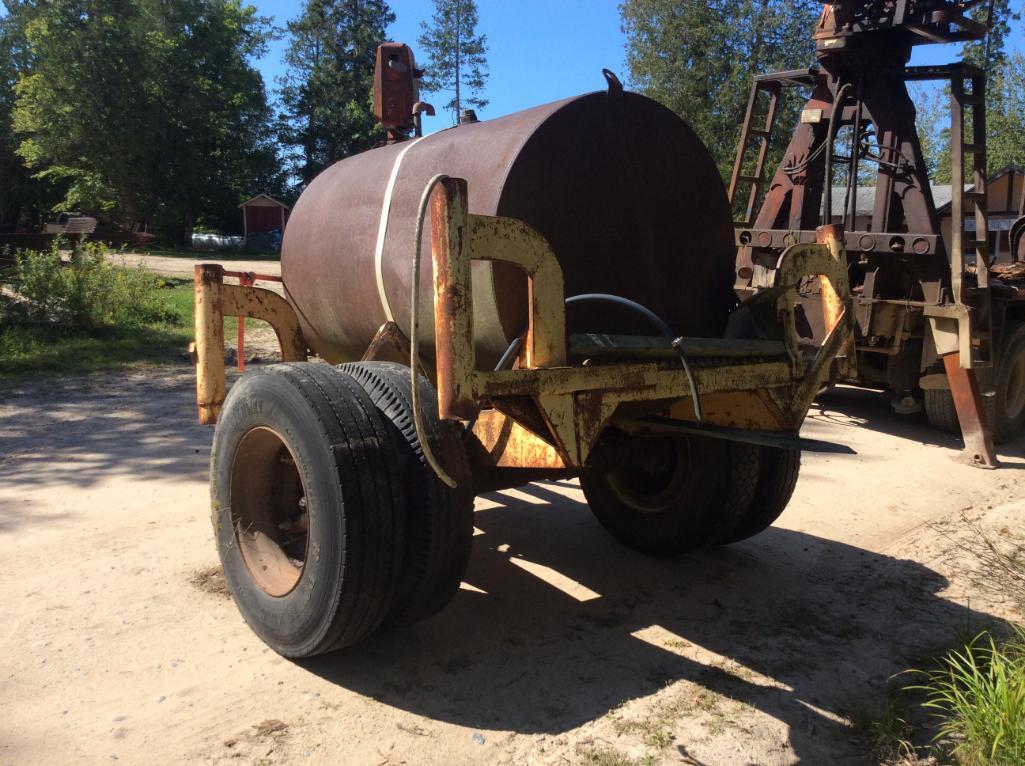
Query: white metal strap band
374,136,425,321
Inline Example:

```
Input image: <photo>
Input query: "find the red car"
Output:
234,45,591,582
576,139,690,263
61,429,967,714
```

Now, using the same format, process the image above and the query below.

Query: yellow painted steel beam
193,264,307,425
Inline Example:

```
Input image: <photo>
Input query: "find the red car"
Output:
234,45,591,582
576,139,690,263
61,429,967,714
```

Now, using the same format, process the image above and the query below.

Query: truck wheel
341,362,474,625
211,363,405,658
924,321,1025,443
718,447,801,544
923,387,963,435
580,433,740,556
993,321,1025,442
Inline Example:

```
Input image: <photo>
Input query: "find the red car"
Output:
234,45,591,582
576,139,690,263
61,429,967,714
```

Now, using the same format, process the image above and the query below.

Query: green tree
1,1,52,228
987,51,1025,173
417,0,488,124
15,0,162,227
963,0,1021,72
13,0,280,243
620,0,821,181
147,0,283,241
914,11,1025,187
278,0,394,187
911,82,952,184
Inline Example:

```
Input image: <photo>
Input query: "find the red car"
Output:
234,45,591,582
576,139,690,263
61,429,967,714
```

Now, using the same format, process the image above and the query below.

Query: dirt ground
109,252,282,281
1,364,1023,766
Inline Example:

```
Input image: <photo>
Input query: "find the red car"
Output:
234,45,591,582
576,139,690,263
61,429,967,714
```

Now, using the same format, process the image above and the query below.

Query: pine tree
987,51,1025,173
963,0,1021,72
915,7,1024,186
417,0,488,124
278,0,394,187
620,0,822,181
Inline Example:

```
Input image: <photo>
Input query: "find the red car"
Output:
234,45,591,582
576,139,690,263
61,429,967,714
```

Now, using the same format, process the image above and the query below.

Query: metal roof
238,193,290,209
831,167,1023,218
830,185,963,217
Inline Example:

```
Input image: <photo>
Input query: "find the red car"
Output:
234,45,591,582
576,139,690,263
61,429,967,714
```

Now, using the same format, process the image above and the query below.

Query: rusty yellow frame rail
194,264,307,424
430,178,854,470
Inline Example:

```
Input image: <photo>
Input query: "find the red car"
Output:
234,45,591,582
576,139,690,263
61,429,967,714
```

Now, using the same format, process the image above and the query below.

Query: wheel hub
229,427,309,597
605,437,691,514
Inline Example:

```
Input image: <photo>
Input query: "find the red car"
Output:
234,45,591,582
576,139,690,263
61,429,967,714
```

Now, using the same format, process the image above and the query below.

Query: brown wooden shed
240,194,289,237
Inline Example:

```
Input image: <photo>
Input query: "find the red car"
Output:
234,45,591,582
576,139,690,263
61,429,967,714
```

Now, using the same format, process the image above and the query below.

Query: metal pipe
411,174,458,489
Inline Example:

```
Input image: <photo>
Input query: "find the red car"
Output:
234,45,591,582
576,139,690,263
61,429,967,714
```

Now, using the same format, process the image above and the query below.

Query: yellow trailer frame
193,177,854,475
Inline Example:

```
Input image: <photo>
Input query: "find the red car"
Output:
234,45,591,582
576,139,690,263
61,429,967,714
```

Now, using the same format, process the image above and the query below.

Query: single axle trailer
193,178,854,658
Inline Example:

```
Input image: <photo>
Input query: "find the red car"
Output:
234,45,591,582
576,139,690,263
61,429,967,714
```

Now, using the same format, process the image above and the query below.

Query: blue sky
251,1,1024,125
254,0,627,123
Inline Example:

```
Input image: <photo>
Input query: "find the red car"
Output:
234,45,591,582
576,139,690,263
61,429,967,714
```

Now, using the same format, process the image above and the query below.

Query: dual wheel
211,362,473,658
924,321,1025,443
581,431,799,556
211,363,797,656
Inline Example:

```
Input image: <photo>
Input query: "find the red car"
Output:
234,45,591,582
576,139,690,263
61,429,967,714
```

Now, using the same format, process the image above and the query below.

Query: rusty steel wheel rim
229,427,310,597
1005,349,1025,422
605,437,691,514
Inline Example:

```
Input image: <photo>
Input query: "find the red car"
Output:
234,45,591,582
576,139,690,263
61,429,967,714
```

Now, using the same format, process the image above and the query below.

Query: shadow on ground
303,481,998,763
812,385,1025,461
0,367,224,499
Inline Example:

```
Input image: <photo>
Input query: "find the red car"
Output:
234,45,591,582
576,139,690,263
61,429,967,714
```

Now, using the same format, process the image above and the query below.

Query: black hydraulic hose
493,293,676,372
843,77,863,231
564,293,675,339
822,82,852,225
487,292,703,424
493,333,525,372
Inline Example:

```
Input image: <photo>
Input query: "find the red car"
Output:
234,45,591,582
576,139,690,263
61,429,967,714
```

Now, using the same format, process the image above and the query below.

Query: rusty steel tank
282,88,738,369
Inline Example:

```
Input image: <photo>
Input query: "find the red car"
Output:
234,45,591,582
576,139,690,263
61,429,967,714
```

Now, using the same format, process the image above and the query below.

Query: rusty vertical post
816,224,846,337
431,177,477,420
236,273,255,371
942,352,999,469
195,264,226,425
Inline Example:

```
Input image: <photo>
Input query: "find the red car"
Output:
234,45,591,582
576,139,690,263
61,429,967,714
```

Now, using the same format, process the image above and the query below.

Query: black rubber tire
580,433,742,556
211,363,405,658
923,387,962,435
719,447,801,544
924,321,1025,443
993,321,1025,442
340,362,474,625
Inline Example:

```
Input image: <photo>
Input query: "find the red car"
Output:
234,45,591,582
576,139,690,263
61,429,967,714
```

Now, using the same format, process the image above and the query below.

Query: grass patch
911,627,1025,766
0,282,259,379
0,282,194,378
1,241,201,378
847,697,915,764
1,240,274,378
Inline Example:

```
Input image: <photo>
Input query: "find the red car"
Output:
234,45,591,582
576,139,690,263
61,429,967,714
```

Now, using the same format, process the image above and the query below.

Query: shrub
913,627,1025,766
9,241,167,328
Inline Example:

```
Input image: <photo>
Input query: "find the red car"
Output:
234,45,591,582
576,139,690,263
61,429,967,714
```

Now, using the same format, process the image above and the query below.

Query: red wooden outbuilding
239,194,289,236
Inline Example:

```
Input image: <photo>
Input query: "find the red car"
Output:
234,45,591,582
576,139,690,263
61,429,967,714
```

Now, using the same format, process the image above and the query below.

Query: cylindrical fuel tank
282,90,737,368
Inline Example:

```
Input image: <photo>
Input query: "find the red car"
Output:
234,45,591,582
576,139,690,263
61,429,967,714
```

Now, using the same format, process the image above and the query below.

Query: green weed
911,627,1025,766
